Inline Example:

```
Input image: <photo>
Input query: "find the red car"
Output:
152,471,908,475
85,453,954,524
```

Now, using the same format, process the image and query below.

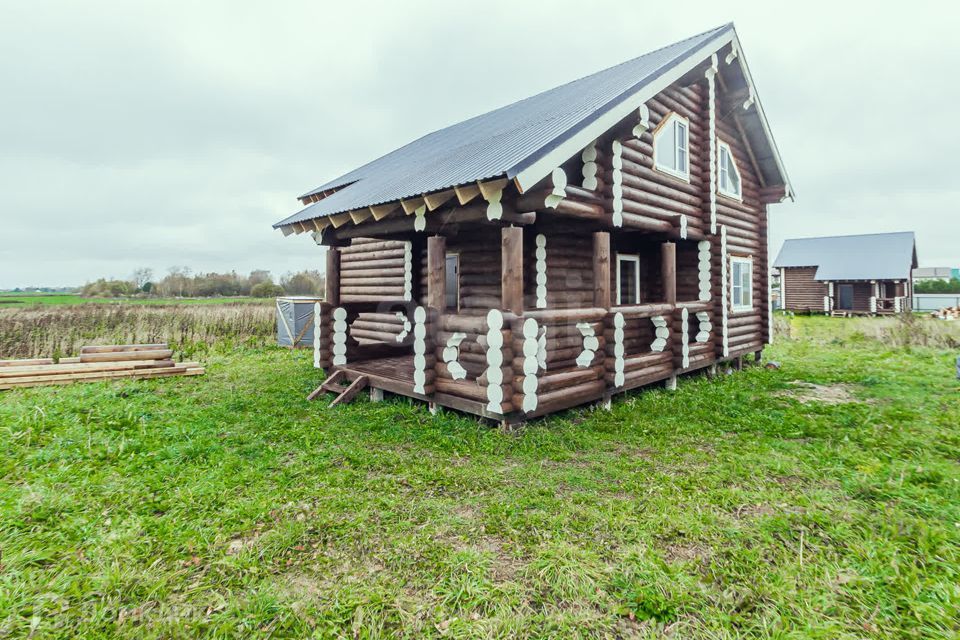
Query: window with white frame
718,141,742,199
730,256,753,311
653,113,689,180
616,254,640,305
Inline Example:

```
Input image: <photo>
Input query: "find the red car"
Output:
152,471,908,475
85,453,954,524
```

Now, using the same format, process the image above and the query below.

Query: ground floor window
616,254,640,305
445,253,459,311
730,256,753,311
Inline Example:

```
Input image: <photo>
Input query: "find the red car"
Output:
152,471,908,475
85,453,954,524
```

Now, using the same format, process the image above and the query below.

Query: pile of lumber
0,344,204,390
931,306,960,321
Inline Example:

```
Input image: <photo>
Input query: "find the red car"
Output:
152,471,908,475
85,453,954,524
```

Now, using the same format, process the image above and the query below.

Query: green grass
1,316,958,638
0,293,271,307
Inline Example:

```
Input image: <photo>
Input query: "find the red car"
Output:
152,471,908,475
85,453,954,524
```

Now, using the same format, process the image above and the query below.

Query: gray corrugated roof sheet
274,24,736,229
773,232,917,281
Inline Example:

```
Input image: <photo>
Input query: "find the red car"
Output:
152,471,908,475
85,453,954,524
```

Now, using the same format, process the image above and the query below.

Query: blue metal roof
774,232,918,281
274,24,736,229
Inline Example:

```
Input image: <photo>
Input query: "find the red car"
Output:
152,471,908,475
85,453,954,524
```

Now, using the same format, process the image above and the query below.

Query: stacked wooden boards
0,344,204,390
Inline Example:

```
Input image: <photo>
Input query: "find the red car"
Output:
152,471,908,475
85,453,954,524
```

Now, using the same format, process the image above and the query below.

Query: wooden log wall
523,232,595,310
418,228,502,314
340,237,411,345
782,267,827,312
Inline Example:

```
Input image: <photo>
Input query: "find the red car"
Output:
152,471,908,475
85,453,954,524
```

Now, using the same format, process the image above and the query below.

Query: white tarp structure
276,296,323,348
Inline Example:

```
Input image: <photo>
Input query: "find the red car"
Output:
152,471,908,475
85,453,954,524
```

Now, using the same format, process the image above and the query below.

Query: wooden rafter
423,189,455,211
401,197,426,215
454,183,481,204
478,178,509,201
369,203,399,220
329,213,352,228
349,209,372,224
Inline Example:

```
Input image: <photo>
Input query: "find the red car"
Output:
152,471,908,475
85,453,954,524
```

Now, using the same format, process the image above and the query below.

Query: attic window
718,141,742,199
653,113,689,180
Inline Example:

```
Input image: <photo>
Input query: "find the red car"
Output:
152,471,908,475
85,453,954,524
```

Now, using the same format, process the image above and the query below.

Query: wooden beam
329,213,351,228
427,236,447,310
501,226,524,314
454,184,481,204
325,247,341,306
401,197,425,215
369,203,398,220
423,189,455,211
478,179,509,201
662,241,676,305
593,232,611,309
349,209,372,224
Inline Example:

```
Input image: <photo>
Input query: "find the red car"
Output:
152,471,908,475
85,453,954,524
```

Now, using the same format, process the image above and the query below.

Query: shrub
250,283,285,298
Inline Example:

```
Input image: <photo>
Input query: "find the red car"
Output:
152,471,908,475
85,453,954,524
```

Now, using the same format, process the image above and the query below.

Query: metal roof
274,23,789,230
774,232,918,281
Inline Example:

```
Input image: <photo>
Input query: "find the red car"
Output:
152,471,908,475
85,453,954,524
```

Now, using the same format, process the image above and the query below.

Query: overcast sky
1,0,957,289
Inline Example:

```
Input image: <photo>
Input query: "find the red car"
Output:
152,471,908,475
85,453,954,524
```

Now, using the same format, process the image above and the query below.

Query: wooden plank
325,247,340,306
0,365,202,389
80,350,174,363
0,360,175,378
427,235,446,310
593,231,611,309
0,358,54,367
80,344,167,354
329,375,369,408
454,184,481,204
423,190,455,211
501,226,523,314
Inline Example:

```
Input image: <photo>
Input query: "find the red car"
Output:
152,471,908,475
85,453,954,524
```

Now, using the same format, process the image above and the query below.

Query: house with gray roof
276,24,792,422
774,232,918,315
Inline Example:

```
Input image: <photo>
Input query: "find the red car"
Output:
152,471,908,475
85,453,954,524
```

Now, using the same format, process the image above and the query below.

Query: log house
774,232,917,315
276,24,793,424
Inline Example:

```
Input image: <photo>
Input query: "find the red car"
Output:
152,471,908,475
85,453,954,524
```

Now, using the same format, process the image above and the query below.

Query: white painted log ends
521,317,541,413
680,307,690,368
611,140,624,227
403,241,413,301
581,142,599,190
575,322,599,368
545,168,567,209
651,316,668,352
313,302,322,368
332,307,348,366
705,54,719,235
632,104,651,138
442,331,467,380
535,234,548,309
485,188,503,221
679,214,688,240
413,205,426,232
698,240,712,302
412,306,428,393
696,311,711,343
613,312,625,388
484,309,505,413
395,311,411,343
720,225,729,357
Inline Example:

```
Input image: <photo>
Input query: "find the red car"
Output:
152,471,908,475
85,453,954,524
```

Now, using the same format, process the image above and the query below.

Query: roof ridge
785,231,915,242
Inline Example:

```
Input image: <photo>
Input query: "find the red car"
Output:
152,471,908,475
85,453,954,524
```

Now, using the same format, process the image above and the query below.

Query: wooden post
593,232,611,309
427,236,446,310
661,242,676,305
325,247,340,306
501,226,524,314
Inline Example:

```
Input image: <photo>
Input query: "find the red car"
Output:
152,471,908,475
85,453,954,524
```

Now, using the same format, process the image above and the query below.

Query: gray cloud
1,0,957,288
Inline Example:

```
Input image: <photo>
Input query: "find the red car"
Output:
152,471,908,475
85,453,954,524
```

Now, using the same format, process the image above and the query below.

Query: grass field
0,293,271,308
1,316,958,638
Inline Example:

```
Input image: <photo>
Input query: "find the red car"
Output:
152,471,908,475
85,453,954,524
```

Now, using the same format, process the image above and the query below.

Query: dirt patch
662,541,712,565
775,381,865,405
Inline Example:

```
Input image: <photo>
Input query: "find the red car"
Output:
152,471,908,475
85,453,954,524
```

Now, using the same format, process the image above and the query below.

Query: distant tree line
915,278,960,294
80,268,324,299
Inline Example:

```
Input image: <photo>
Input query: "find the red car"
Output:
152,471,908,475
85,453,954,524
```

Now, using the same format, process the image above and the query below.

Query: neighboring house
913,267,955,283
274,24,792,424
774,232,917,315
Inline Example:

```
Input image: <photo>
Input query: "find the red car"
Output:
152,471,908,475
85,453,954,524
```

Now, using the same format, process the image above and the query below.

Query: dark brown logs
501,227,524,314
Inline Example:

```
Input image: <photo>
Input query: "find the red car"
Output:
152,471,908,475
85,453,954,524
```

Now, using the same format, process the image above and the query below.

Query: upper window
731,256,753,312
653,113,689,180
616,254,640,305
718,141,742,200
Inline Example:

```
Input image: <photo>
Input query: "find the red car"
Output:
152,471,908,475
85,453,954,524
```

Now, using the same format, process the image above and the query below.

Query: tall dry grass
0,304,275,360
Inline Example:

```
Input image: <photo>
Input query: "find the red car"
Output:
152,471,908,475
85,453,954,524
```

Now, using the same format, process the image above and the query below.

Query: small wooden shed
274,24,792,423
774,232,917,315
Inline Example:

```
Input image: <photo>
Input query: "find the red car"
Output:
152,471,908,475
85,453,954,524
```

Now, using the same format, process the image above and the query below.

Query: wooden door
837,284,854,310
